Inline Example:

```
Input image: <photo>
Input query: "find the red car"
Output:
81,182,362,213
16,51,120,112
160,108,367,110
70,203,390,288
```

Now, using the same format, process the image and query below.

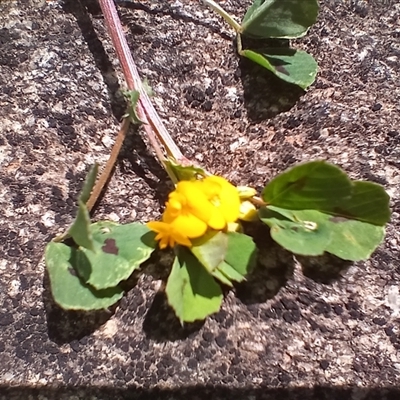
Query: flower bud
236,186,257,199
238,201,258,221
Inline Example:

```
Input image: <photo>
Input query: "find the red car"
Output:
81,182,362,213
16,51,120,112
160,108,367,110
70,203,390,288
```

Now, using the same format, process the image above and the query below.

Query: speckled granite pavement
0,0,399,399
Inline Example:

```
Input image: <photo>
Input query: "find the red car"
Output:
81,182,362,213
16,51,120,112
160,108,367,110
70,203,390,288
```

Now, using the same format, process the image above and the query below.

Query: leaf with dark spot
102,238,119,255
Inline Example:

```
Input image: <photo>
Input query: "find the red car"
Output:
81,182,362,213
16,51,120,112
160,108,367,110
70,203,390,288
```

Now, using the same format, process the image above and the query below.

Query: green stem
201,0,242,32
236,33,243,54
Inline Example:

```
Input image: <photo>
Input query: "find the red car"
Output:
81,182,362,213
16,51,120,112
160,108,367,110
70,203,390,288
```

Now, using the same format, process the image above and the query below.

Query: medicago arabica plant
44,0,390,323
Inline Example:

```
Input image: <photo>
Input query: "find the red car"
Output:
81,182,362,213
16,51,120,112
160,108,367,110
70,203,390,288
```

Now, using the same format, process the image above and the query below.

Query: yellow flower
147,175,241,249
196,176,241,229
146,221,191,249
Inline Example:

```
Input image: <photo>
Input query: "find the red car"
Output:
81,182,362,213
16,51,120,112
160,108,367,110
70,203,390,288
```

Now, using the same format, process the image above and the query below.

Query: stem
236,33,243,54
86,117,130,212
201,0,241,32
98,0,186,166
250,196,267,207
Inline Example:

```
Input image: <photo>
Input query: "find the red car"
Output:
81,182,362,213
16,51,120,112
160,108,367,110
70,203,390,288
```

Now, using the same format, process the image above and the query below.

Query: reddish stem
98,0,185,164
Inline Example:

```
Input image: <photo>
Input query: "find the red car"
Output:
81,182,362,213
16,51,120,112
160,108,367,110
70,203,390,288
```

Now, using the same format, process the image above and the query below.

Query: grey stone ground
0,0,399,399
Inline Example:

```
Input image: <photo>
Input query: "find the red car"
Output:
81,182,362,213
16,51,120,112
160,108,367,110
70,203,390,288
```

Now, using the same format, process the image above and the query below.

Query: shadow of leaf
43,270,116,345
296,253,353,284
235,222,295,304
143,290,204,342
238,38,305,122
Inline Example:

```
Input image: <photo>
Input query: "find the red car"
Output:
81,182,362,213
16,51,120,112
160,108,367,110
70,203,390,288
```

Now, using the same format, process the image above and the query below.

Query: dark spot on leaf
275,65,289,76
329,216,349,223
68,267,77,276
102,238,119,255
291,226,299,232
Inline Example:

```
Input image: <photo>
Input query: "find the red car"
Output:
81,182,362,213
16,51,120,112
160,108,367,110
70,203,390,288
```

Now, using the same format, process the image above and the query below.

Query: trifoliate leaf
260,206,386,261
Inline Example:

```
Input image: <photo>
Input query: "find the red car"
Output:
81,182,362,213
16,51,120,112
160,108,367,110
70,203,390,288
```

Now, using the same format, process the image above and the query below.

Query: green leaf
260,161,389,260
215,261,246,284
45,242,123,310
241,48,317,89
210,268,234,287
331,181,390,225
191,231,257,285
325,218,385,261
260,206,386,261
262,161,353,212
191,231,228,273
74,221,156,290
223,232,257,277
123,90,145,124
241,0,319,39
79,164,98,204
260,207,333,256
65,165,99,250
164,158,207,182
166,247,223,323
67,200,94,251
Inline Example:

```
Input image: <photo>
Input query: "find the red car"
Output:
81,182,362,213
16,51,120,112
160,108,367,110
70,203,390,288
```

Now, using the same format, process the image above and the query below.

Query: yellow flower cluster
147,176,241,249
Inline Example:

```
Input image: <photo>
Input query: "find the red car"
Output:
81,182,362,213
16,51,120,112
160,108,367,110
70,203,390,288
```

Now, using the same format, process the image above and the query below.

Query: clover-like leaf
73,221,156,290
241,0,319,39
260,162,390,260
45,242,123,310
166,247,223,323
241,48,317,89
